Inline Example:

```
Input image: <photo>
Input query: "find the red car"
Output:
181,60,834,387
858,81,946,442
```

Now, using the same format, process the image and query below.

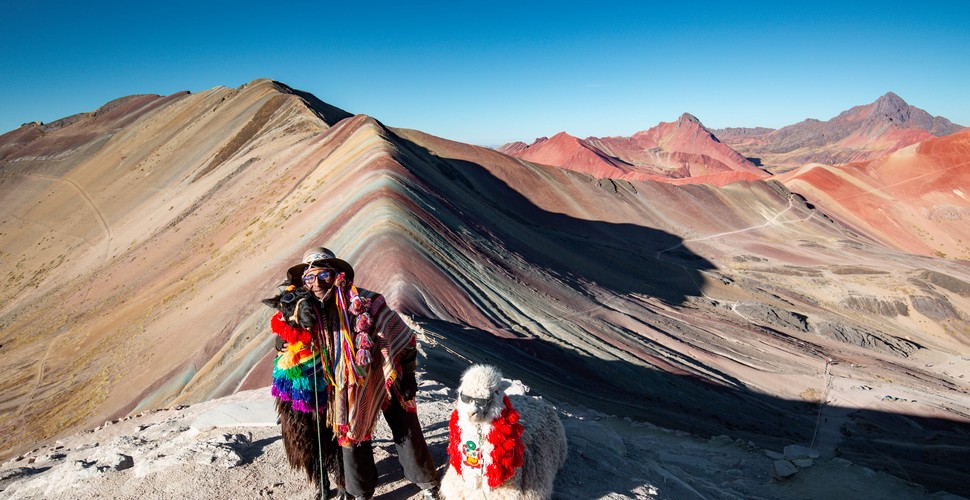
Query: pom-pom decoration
333,278,376,382
355,348,372,366
355,313,372,334
355,332,373,350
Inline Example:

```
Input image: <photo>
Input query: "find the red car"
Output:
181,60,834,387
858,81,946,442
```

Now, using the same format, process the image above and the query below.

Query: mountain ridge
501,113,768,186
715,92,965,169
776,129,970,259
496,92,965,176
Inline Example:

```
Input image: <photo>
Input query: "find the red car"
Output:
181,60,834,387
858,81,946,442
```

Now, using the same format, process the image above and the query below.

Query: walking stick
311,306,327,500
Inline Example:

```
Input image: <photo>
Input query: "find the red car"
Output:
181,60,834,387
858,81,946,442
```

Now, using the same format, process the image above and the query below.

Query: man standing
285,247,438,499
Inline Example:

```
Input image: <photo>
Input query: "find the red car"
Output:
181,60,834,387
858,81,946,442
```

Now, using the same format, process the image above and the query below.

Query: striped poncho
270,282,416,446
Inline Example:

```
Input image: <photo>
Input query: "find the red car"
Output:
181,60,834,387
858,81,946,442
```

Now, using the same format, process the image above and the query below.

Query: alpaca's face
455,365,508,423
262,287,318,330
456,389,503,424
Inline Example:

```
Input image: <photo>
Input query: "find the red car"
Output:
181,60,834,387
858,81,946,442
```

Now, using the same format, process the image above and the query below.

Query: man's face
302,265,336,299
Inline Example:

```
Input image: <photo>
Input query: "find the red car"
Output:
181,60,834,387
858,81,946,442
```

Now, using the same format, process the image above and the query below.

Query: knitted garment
448,395,525,488
270,312,329,412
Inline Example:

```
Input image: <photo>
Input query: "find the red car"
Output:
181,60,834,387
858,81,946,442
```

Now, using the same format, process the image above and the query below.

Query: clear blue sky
2,1,968,146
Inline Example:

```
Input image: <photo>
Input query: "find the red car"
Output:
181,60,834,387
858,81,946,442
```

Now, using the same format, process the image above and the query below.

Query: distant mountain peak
878,91,904,103
550,131,577,140
717,92,964,169
871,92,912,121
677,112,701,125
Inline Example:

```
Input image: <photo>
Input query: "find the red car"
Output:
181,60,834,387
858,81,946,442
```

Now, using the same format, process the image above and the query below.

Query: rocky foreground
0,371,959,500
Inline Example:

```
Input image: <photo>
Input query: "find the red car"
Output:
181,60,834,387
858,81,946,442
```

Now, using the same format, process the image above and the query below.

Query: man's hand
399,372,417,400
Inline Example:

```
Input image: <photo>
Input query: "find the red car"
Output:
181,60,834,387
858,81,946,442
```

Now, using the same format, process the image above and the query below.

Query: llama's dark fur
276,398,343,490
262,287,344,493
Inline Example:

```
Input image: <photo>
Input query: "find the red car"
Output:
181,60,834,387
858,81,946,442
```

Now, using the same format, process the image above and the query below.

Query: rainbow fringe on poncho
270,312,330,413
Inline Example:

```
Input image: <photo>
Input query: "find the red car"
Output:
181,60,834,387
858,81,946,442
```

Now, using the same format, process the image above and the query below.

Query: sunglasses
302,269,335,283
459,393,492,407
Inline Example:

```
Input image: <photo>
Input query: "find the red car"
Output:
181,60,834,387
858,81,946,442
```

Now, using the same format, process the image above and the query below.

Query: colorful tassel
355,332,372,350
355,313,372,334
269,312,331,413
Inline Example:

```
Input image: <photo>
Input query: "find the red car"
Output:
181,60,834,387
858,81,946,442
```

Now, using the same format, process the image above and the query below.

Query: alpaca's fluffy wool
441,365,568,500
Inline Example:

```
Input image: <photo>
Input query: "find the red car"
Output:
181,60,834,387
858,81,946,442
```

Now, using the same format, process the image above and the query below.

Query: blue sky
2,1,968,146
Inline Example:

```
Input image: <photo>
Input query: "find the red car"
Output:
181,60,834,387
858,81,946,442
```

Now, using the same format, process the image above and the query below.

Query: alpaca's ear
261,297,278,308
499,380,512,392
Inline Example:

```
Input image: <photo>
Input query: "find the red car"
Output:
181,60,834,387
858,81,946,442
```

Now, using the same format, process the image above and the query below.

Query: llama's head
261,286,319,330
456,364,510,424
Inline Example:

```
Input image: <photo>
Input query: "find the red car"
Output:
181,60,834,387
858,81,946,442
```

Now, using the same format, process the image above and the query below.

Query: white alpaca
441,365,567,500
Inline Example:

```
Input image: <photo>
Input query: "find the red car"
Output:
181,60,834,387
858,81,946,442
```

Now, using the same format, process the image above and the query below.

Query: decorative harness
448,395,525,488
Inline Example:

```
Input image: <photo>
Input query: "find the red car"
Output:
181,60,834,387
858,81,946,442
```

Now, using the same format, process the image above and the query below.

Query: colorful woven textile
330,287,416,445
270,312,329,412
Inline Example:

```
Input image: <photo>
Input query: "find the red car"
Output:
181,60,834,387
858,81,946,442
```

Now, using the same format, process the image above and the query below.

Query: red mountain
717,92,965,170
777,129,970,259
499,113,768,186
500,131,634,178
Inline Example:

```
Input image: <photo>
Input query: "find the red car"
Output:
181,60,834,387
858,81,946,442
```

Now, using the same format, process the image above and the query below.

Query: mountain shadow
273,80,353,126
388,128,715,307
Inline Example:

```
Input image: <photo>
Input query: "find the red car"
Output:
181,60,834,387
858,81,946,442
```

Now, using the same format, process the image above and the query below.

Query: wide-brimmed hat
286,246,355,285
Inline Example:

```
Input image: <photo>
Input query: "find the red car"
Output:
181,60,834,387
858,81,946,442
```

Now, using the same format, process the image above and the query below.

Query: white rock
195,443,243,468
793,458,814,468
504,378,530,395
190,400,277,430
772,459,799,480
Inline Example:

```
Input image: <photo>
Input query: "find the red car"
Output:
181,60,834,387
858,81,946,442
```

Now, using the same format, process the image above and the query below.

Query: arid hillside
777,130,970,260
1,80,969,496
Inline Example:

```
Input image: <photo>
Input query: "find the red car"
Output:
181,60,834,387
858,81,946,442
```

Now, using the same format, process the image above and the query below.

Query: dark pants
341,398,438,498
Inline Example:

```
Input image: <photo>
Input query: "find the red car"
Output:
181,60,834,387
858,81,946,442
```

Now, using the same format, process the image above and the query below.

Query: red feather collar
270,312,312,345
448,395,525,488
